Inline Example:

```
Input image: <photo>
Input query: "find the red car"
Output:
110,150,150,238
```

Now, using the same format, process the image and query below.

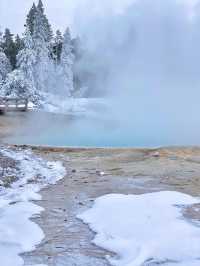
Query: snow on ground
0,147,66,266
28,102,36,110
38,94,109,116
78,191,200,266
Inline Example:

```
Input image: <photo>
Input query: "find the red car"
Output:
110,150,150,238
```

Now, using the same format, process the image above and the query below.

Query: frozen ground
19,147,200,266
1,146,200,266
0,147,66,266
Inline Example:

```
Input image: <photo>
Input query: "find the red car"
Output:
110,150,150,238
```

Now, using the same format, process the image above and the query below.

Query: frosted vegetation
0,0,86,110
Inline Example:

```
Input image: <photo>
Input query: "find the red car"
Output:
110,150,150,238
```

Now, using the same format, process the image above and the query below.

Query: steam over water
3,0,200,147
3,107,200,148
70,0,200,147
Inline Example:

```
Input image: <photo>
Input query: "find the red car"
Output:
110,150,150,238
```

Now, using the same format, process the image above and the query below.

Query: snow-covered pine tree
26,3,37,35
37,0,53,43
15,35,24,53
0,30,3,48
17,29,39,102
52,30,63,63
2,28,16,69
0,48,11,85
32,7,51,93
26,1,53,43
37,0,44,13
1,70,36,101
60,28,74,97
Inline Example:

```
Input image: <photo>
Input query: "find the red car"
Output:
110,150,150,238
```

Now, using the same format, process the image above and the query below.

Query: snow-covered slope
0,147,66,266
78,191,200,266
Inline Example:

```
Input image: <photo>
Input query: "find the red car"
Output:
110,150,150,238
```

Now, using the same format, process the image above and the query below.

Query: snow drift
78,191,200,266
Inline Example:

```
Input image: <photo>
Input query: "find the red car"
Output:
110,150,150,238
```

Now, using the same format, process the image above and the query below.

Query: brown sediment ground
16,146,200,265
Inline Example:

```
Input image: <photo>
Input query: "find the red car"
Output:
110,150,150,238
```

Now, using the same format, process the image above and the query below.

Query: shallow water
1,108,200,147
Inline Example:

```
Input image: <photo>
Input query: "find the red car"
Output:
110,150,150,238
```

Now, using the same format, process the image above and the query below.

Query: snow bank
39,94,108,116
78,191,200,266
0,147,66,266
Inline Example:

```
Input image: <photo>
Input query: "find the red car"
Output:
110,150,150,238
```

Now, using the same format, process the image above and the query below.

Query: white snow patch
0,147,66,266
78,191,200,266
28,101,36,110
40,95,108,116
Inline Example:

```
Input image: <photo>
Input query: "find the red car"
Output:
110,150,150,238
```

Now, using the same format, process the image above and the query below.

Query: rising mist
72,0,200,146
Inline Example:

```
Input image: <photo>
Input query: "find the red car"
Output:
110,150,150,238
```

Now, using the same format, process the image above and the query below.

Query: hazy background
0,0,76,33
0,0,198,34
2,0,200,147
0,0,134,34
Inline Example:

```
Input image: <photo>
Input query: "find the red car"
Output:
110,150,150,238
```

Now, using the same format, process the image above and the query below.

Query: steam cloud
72,0,200,146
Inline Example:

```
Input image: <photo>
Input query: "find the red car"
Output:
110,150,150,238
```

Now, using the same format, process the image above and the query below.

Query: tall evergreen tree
0,48,11,84
26,1,53,43
37,0,44,13
60,28,74,96
52,30,63,63
32,8,52,92
15,35,24,55
26,3,37,35
17,29,37,95
0,30,3,47
36,0,53,43
2,28,16,69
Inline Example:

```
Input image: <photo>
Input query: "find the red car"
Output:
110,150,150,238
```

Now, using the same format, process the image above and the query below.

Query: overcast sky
0,0,197,35
0,0,78,34
0,0,146,35
0,0,134,34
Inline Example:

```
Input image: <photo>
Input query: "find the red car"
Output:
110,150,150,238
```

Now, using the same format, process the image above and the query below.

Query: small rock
56,246,64,249
96,170,105,176
9,201,18,205
152,152,160,158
